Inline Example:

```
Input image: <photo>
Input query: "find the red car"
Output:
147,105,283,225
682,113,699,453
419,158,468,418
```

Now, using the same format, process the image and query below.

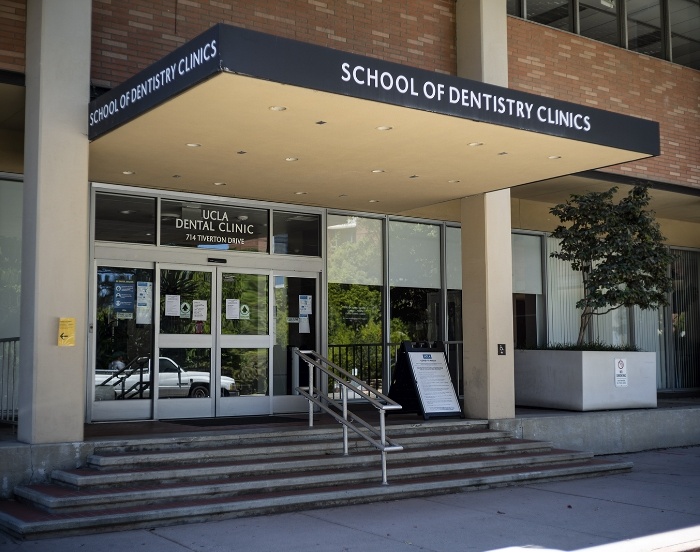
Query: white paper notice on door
226,298,240,320
299,314,310,334
192,299,207,321
299,295,313,315
165,294,180,316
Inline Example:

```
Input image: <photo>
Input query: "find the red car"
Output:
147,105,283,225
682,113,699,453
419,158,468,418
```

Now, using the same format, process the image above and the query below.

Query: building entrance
90,262,318,421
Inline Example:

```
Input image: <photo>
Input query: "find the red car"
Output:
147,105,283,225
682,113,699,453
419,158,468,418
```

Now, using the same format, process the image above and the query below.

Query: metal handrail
293,349,403,485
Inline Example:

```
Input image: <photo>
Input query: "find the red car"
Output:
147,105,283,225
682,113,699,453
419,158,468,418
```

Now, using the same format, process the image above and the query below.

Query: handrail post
307,359,314,427
380,408,388,485
342,384,348,455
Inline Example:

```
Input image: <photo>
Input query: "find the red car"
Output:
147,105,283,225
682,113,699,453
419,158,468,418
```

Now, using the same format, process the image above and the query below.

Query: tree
549,183,674,347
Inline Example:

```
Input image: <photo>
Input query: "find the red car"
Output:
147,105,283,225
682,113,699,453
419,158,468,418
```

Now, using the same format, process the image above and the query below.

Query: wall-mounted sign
615,358,628,388
160,199,269,252
58,317,76,347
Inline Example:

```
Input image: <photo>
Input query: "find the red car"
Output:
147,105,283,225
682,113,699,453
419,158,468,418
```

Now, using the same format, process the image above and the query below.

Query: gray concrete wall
492,407,700,455
0,441,95,498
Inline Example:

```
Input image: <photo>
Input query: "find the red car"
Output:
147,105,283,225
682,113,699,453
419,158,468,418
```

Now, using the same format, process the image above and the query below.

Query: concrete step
0,457,633,540
53,439,551,489
0,420,634,540
85,428,513,470
15,449,595,513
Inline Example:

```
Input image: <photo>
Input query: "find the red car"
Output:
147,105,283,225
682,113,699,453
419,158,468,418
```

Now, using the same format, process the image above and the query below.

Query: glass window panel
272,211,321,256
580,0,620,46
546,236,584,345
94,267,154,401
666,249,700,389
160,269,212,334
507,0,523,17
512,234,543,295
220,273,269,335
389,221,440,289
670,0,700,69
327,215,384,390
221,348,268,396
389,221,441,343
527,0,572,31
327,215,383,285
0,179,22,339
94,193,156,245
160,199,269,252
628,0,663,59
158,348,214,398
446,226,462,291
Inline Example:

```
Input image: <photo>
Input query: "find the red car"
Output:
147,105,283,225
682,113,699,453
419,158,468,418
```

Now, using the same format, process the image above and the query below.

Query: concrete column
18,0,92,444
455,0,509,86
461,190,515,420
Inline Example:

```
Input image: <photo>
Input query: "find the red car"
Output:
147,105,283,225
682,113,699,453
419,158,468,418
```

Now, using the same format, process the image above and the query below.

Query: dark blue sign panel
89,24,659,156
113,280,135,314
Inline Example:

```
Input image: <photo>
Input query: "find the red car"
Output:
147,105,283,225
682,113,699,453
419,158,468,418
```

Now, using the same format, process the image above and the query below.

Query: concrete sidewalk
1,446,699,552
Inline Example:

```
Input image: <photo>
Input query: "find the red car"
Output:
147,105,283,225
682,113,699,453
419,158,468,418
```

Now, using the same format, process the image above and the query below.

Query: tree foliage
550,183,674,346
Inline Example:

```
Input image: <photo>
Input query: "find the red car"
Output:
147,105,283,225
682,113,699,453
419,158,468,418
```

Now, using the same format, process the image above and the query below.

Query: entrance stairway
0,418,632,539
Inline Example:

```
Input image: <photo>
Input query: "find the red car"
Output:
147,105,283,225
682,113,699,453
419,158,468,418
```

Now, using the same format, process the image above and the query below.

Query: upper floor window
508,0,700,70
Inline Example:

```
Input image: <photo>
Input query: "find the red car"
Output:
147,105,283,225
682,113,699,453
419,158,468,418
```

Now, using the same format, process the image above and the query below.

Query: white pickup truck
95,356,238,400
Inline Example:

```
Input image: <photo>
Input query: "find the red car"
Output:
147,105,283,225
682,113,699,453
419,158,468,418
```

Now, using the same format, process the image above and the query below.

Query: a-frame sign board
388,341,462,420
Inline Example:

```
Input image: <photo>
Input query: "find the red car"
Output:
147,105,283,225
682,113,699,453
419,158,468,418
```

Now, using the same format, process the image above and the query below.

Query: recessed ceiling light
237,150,247,155
122,170,135,175
295,191,307,195
369,199,379,203
269,106,287,111
376,126,393,131
372,169,385,173
338,194,348,198
213,182,226,186
186,143,201,148
468,142,483,147
448,179,461,183
548,155,562,159
316,120,327,125
286,157,299,162
172,174,181,178
120,210,135,215
409,175,419,179
498,151,508,155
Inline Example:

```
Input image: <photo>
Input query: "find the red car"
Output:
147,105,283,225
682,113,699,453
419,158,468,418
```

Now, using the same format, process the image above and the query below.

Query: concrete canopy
87,69,658,218
3,24,665,220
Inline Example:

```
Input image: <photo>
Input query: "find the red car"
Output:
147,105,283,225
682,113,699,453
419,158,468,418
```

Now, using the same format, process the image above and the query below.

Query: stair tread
0,458,632,532
20,448,596,503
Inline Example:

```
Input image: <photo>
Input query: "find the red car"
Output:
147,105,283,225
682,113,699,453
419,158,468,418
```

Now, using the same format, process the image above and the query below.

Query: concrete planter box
514,350,657,411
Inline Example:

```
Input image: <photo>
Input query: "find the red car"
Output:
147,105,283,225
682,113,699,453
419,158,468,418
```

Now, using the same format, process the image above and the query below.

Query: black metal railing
0,337,19,424
327,341,463,396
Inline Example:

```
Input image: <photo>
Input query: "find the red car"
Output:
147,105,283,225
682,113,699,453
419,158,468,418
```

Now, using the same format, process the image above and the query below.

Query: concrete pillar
18,0,92,444
455,0,509,86
461,190,515,420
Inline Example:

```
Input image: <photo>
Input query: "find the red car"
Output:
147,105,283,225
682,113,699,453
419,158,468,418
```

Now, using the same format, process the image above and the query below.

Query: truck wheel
189,385,209,398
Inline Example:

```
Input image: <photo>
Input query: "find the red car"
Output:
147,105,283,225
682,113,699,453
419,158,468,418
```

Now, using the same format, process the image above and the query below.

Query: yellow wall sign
58,317,76,347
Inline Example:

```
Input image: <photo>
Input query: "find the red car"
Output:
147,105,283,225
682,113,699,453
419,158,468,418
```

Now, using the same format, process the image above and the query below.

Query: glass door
91,263,155,421
156,265,216,419
272,273,319,413
216,270,272,416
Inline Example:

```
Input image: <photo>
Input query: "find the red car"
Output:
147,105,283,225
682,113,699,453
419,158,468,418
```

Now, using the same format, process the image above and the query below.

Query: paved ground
1,446,699,552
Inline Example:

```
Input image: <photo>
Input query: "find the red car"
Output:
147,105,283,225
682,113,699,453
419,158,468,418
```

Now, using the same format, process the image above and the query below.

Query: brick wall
508,16,700,190
2,2,697,190
0,0,25,73
90,0,457,88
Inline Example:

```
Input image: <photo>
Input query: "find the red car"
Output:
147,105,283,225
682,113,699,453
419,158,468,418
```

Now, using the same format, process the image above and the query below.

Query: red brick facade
89,0,457,88
1,0,697,190
0,0,25,73
508,17,700,190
